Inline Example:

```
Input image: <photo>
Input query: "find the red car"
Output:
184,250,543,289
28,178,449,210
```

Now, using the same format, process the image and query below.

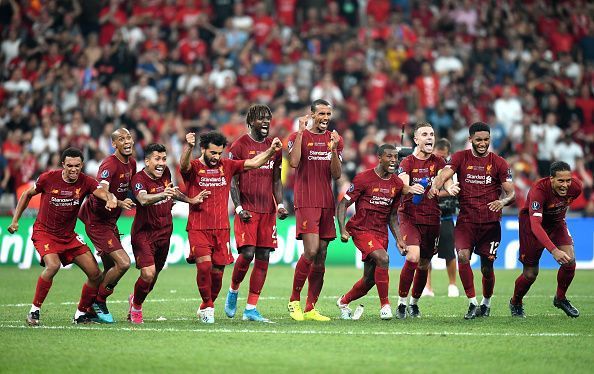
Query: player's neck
470,148,489,158
374,166,391,180
309,126,326,134
248,131,266,143
114,151,130,164
143,168,159,180
413,148,431,160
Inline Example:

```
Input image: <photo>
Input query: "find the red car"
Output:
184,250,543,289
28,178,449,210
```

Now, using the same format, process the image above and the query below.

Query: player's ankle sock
410,297,419,305
398,297,408,306
398,260,417,298
231,254,251,290
196,261,213,306
481,297,491,307
468,297,478,306
247,259,268,306
78,283,98,312
290,255,312,302
133,277,151,307
374,266,390,306
343,278,373,304
74,309,86,319
511,274,535,304
245,303,256,311
482,272,495,298
33,277,53,308
411,267,429,299
458,262,476,298
556,262,576,300
210,270,224,302
305,265,325,312
229,288,238,294
96,284,116,304
30,304,40,313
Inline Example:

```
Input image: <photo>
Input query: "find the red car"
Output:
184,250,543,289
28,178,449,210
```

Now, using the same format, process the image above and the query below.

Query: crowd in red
1,0,593,215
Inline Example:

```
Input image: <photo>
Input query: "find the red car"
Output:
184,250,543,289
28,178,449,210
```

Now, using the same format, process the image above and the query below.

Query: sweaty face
145,151,167,179
470,131,490,156
62,156,83,182
312,104,332,132
379,149,398,174
414,126,435,154
251,114,272,138
113,129,134,157
551,170,572,197
203,144,224,167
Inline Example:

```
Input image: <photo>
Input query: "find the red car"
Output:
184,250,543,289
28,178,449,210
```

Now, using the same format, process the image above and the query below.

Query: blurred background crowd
1,0,594,216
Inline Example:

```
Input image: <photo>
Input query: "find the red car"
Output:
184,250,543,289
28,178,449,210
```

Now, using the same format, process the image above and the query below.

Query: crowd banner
1,217,592,270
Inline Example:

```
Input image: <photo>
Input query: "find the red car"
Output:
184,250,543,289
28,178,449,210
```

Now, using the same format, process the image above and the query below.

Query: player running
430,122,515,319
223,104,288,323
510,161,582,318
8,148,117,326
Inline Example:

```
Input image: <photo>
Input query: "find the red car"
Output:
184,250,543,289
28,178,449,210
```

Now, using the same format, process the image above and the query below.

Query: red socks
398,260,418,297
133,278,152,307
411,268,429,299
231,254,251,291
196,261,213,308
78,283,98,312
458,262,476,298
511,274,535,304
247,259,268,306
482,271,495,298
290,255,312,302
374,266,390,306
343,278,374,304
210,269,224,303
32,277,53,308
556,263,576,300
96,284,114,304
305,265,325,312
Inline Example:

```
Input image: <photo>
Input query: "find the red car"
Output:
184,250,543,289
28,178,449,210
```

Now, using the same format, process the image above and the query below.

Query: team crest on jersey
429,165,435,174
532,201,541,210
44,243,50,252
486,164,492,174
391,187,396,196
368,240,373,248
135,183,143,191
101,170,109,178
74,188,81,198
348,184,355,193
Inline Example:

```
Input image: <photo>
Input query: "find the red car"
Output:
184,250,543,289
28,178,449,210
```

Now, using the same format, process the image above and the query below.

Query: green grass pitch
1,266,593,373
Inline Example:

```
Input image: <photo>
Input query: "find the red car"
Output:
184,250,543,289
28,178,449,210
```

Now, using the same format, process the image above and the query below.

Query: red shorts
84,222,123,256
131,229,172,270
350,230,388,262
295,207,336,240
31,231,90,266
519,215,573,267
455,221,501,260
188,229,233,266
399,217,440,260
234,212,277,250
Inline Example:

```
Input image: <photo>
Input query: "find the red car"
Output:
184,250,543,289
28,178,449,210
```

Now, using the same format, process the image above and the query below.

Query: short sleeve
345,173,365,202
228,159,246,176
83,174,101,197
336,136,344,162
447,151,463,172
131,174,146,197
34,172,49,193
397,156,412,176
97,158,116,185
497,157,512,184
436,156,447,171
228,140,242,160
287,132,298,154
181,159,199,182
569,178,583,199
527,186,546,218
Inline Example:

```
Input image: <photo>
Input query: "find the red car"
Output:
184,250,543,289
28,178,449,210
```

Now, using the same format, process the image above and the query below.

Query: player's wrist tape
277,203,285,210
235,205,244,214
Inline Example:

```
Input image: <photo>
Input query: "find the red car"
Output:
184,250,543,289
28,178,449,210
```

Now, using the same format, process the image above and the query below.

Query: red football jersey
182,158,245,230
79,154,136,226
131,167,174,235
228,134,281,213
345,169,404,238
447,150,512,223
34,170,99,238
287,130,344,209
397,153,446,225
520,177,582,226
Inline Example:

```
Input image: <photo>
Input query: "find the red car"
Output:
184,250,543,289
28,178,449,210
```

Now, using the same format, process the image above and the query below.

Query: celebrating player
78,128,136,323
223,105,288,323
509,161,582,318
127,143,210,324
287,99,343,322
8,148,117,326
430,122,515,319
181,131,282,324
336,144,417,320
395,122,458,318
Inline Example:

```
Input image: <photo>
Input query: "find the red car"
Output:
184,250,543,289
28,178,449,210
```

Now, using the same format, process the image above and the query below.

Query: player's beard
472,142,488,156
204,154,219,168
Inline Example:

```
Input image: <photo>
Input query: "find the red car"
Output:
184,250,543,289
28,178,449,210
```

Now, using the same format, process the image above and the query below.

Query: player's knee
375,253,390,268
418,259,431,270
117,257,131,273
524,268,538,282
406,252,420,264
457,251,470,264
255,249,270,262
88,269,103,285
240,247,255,262
44,262,61,277
141,268,156,282
480,265,494,276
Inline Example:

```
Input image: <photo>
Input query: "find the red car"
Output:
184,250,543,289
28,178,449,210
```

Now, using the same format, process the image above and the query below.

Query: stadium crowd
1,0,594,215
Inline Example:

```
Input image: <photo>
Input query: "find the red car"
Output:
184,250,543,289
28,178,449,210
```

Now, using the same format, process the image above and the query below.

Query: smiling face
112,128,134,159
414,125,435,155
551,170,572,197
62,156,83,183
470,130,490,157
145,151,167,179
311,104,332,133
378,148,398,174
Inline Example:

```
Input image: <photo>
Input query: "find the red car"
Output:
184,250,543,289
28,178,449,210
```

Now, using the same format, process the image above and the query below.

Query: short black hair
144,143,166,158
246,104,272,127
377,144,396,156
435,138,451,151
469,122,490,136
61,147,84,163
200,131,228,149
311,99,331,112
550,161,571,177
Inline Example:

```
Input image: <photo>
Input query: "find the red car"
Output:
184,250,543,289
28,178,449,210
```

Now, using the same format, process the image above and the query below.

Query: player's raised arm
244,137,282,170
288,114,308,168
7,185,39,234
92,186,118,211
336,196,354,242
180,132,196,173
